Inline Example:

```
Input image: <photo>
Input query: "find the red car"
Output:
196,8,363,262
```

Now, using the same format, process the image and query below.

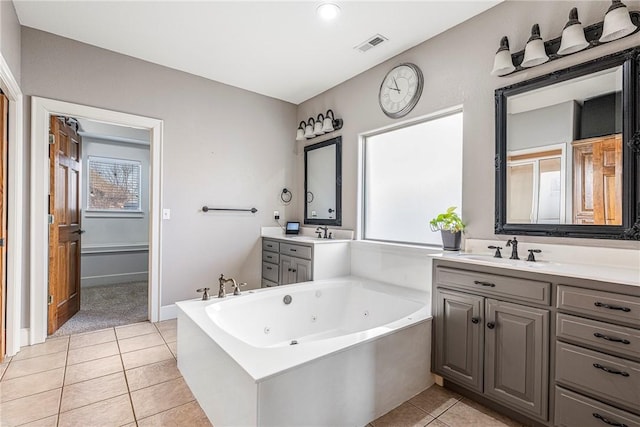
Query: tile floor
1,320,523,427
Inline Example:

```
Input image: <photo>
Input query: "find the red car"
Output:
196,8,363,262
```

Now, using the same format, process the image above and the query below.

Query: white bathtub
176,276,433,427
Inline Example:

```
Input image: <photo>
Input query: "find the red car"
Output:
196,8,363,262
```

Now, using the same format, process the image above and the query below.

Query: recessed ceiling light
317,3,341,21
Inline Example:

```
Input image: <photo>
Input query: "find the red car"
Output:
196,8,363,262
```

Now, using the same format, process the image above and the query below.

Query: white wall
80,133,150,287
295,0,640,250
21,27,298,324
0,0,21,85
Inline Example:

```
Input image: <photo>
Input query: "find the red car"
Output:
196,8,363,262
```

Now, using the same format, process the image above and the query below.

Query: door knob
73,229,86,234
487,322,496,329
471,317,480,324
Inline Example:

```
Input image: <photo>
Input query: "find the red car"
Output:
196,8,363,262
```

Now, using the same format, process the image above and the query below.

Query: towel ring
280,188,293,204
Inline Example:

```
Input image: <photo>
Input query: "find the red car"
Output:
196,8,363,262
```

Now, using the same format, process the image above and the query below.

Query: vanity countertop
262,234,352,245
261,226,353,245
429,252,640,288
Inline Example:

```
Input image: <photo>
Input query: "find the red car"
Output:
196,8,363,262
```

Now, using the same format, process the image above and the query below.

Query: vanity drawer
280,243,312,260
557,285,640,327
554,386,640,427
555,341,640,411
262,251,279,264
262,239,279,253
435,267,550,305
261,279,277,288
557,313,640,360
262,262,279,283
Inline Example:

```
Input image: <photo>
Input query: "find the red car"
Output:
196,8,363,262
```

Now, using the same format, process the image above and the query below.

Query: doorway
1,93,8,360
30,97,163,345
48,116,152,336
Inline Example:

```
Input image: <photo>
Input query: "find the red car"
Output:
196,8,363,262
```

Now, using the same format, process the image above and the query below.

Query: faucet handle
527,249,542,262
232,282,247,296
488,246,502,258
196,287,210,300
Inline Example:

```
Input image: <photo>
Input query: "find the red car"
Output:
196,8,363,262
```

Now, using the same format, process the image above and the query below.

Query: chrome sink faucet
506,237,519,260
218,274,237,298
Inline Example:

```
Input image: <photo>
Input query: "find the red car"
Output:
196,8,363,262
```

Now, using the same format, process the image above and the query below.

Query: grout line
114,331,139,425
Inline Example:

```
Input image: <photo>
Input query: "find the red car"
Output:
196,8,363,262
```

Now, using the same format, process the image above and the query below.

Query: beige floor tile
116,322,157,340
2,351,66,380
64,354,123,385
121,344,173,370
437,400,523,427
154,319,176,334
372,402,433,427
158,327,176,342
0,367,64,402
0,388,61,426
60,371,128,412
68,329,116,350
426,420,448,427
125,358,181,391
67,340,119,366
19,414,59,427
409,385,461,417
12,337,69,361
58,393,135,427
137,401,211,427
130,377,194,419
167,341,177,358
118,332,165,354
0,362,8,380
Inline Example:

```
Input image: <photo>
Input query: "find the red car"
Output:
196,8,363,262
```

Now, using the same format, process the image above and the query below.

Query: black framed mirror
495,48,639,240
304,136,342,226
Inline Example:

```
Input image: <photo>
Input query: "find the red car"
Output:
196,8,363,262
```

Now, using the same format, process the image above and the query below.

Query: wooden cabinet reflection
572,134,622,225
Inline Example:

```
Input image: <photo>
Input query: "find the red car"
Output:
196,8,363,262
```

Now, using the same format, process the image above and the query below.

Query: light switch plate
163,209,171,220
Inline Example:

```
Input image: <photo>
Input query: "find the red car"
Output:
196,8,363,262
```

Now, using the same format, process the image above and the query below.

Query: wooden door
434,288,484,392
0,94,8,360
484,299,549,420
48,116,82,335
572,135,622,225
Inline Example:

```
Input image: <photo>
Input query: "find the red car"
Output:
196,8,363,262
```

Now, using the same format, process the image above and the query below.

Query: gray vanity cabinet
433,264,550,422
484,299,549,420
434,289,484,392
279,255,311,286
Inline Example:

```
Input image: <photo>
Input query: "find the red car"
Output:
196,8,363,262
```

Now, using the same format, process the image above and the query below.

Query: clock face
378,63,424,118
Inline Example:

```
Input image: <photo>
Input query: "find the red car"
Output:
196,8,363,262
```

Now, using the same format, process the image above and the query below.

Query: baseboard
81,272,148,287
20,328,30,348
160,304,178,321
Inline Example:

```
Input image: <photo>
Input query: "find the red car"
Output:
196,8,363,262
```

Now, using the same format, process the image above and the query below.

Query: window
87,156,142,212
362,110,463,245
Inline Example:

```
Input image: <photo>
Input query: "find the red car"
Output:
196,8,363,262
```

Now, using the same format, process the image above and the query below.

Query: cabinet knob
487,322,495,329
471,317,480,324
292,269,297,273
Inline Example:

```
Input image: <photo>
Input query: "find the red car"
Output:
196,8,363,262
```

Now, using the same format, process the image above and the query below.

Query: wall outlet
162,209,171,220
273,211,280,220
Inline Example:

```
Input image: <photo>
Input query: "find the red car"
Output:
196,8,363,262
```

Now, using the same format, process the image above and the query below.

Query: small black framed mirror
495,48,639,240
304,136,342,226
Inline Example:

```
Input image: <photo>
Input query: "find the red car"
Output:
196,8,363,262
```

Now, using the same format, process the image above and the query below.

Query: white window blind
87,156,142,212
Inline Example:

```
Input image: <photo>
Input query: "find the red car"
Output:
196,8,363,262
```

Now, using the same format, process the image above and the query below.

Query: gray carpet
51,281,148,337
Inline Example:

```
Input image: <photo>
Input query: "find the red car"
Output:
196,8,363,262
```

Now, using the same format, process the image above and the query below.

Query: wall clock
378,63,424,119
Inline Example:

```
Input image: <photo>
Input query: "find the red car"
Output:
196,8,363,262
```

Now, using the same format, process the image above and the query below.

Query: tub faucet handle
527,249,542,262
233,282,247,296
196,287,210,301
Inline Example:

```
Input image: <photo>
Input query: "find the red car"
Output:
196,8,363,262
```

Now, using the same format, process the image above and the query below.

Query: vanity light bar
491,2,639,77
296,109,343,141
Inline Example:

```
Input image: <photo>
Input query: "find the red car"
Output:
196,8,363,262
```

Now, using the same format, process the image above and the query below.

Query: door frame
31,97,163,344
0,53,23,357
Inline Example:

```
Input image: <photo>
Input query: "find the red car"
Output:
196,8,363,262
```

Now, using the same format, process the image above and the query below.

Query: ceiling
13,1,500,104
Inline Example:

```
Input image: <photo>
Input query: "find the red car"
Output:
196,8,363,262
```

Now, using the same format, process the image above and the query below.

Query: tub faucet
218,274,237,298
316,226,328,239
506,237,519,260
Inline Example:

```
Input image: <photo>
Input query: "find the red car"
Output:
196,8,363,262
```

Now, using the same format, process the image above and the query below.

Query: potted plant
429,206,465,251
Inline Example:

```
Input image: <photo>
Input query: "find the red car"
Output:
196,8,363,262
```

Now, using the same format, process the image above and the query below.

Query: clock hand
387,86,401,93
392,77,400,92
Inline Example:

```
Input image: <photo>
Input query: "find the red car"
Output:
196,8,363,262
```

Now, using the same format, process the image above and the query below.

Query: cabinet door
484,299,549,420
293,258,312,283
279,255,294,285
434,288,484,392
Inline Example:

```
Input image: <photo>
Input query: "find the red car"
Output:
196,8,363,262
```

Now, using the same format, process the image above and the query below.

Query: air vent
355,34,388,53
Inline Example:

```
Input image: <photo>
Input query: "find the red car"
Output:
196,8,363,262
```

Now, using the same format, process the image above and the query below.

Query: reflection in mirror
506,67,622,225
495,48,639,240
304,136,341,226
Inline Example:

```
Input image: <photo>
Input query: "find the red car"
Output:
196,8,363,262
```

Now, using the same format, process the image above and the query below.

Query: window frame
358,107,464,246
86,155,143,216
